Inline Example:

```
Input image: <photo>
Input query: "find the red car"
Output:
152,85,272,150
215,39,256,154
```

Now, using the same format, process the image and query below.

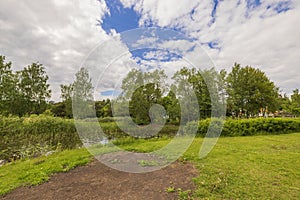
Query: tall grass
0,115,81,160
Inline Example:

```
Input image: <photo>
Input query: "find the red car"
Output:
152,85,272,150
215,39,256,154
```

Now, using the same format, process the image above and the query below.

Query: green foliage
59,84,73,118
0,114,180,161
290,89,300,116
177,188,192,200
166,186,176,193
95,99,112,118
51,102,67,118
185,118,300,137
226,63,279,117
120,69,167,125
161,91,180,123
129,83,163,124
0,56,15,115
172,67,226,122
0,57,51,116
137,159,158,167
0,116,81,161
72,67,94,119
97,116,115,123
17,63,51,115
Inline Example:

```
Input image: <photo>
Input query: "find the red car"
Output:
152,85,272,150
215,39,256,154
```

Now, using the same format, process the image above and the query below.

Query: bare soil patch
2,152,198,200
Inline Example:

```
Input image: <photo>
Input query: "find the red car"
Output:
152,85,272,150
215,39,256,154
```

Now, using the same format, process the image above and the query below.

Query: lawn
1,133,299,199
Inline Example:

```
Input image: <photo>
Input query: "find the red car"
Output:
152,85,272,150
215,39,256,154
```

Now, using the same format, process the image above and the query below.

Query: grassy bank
1,133,299,199
0,148,92,196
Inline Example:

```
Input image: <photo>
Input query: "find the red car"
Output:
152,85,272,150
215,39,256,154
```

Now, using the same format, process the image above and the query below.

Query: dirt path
2,154,198,200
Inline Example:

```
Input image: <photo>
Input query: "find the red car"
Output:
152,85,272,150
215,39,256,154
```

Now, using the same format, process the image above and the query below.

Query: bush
185,118,300,137
0,115,81,161
0,115,180,161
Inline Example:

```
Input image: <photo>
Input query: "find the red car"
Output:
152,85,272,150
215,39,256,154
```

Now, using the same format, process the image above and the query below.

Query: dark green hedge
184,118,300,137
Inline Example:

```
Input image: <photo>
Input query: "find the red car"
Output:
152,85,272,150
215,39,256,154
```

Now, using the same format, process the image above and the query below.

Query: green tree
60,84,73,118
172,67,222,121
277,93,291,112
95,99,112,118
290,89,300,116
0,56,15,115
172,67,200,122
129,83,163,124
161,91,180,123
72,67,94,119
17,62,51,115
51,102,67,117
119,69,167,124
226,63,279,117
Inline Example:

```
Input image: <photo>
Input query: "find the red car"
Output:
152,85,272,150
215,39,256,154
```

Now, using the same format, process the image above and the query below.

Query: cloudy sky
0,0,299,101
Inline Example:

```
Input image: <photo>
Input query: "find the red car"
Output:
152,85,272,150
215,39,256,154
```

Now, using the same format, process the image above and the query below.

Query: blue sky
102,0,293,33
102,0,140,33
96,0,297,97
0,0,298,101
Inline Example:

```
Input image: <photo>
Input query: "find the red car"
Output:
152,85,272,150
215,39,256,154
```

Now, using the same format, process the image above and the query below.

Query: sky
0,0,299,101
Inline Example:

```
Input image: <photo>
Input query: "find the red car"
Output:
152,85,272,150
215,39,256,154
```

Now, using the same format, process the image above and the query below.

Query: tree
172,67,223,121
172,67,200,122
129,83,163,124
290,89,300,116
118,69,167,124
277,93,291,111
61,84,73,102
1,57,51,116
60,84,73,118
73,68,93,101
51,102,67,117
0,56,15,115
161,91,180,123
95,99,112,118
121,69,167,100
72,67,94,119
17,62,51,115
226,63,279,117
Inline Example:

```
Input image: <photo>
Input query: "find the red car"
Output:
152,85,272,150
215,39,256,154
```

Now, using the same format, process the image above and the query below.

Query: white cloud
131,36,158,48
1,0,299,102
0,0,110,101
119,0,300,95
121,0,200,27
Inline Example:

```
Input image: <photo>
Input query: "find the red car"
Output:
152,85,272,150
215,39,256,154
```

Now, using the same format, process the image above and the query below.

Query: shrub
0,115,180,161
0,116,81,160
184,118,300,137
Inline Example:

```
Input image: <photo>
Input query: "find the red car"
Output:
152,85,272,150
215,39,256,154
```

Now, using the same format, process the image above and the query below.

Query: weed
177,188,192,200
166,186,176,193
137,160,158,167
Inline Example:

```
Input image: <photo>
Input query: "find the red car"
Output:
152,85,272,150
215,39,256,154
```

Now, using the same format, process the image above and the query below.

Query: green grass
1,133,300,199
137,160,159,167
0,148,92,196
116,133,300,199
188,134,300,199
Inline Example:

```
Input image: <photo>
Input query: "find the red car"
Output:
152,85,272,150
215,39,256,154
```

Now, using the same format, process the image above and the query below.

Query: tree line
0,56,51,116
1,55,300,122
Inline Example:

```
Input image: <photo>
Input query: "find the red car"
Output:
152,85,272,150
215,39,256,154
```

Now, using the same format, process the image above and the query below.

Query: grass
1,133,300,199
191,134,300,199
137,160,159,167
116,133,300,199
0,148,92,196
